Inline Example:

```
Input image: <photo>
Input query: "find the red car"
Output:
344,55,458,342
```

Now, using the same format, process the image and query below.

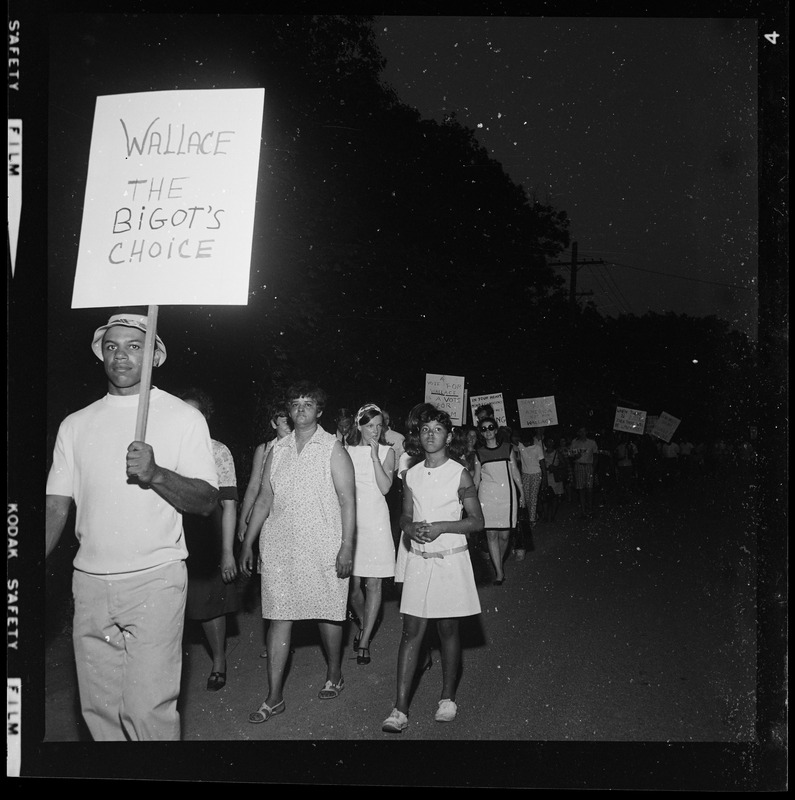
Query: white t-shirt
571,437,599,465
47,388,218,575
517,441,545,475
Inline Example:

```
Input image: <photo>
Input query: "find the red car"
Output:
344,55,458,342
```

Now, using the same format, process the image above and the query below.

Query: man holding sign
45,313,219,741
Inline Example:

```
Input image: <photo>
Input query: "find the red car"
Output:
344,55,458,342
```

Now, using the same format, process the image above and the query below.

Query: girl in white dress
346,404,396,666
381,405,484,733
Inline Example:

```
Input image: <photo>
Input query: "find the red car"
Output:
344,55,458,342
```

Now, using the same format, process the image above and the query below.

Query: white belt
410,544,469,559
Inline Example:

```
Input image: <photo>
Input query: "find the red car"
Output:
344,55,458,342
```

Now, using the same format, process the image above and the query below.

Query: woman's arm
236,443,266,541
219,498,238,582
472,456,482,489
510,452,526,505
399,481,424,542
238,448,275,577
330,441,356,578
371,442,395,495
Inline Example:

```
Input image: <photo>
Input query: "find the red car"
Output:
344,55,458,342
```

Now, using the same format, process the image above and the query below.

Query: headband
356,403,382,425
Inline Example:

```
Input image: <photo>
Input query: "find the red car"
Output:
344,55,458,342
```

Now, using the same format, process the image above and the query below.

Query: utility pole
549,241,604,321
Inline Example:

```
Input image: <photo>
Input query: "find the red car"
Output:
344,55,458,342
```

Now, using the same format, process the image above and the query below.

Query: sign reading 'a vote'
72,88,264,308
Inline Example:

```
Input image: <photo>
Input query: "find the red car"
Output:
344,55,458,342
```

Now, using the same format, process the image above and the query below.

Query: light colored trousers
72,560,187,741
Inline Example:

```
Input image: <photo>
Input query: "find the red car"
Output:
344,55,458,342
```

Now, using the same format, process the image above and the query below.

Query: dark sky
376,16,759,338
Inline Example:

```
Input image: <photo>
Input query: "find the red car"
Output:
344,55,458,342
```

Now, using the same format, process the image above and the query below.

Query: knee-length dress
400,459,481,618
185,439,241,620
477,442,518,530
259,428,348,621
348,444,396,578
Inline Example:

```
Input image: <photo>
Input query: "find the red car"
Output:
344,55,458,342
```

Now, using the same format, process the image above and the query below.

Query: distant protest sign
613,406,647,435
72,88,264,308
517,396,558,428
470,393,506,426
651,412,681,443
424,374,465,425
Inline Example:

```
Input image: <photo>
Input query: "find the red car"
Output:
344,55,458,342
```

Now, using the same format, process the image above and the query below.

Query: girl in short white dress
381,404,484,734
345,404,396,666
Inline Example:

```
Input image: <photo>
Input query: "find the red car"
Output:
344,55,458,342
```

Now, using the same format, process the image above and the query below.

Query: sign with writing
651,411,681,443
644,415,659,435
613,406,647,435
469,392,506,427
424,374,465,426
72,88,264,308
517,396,558,428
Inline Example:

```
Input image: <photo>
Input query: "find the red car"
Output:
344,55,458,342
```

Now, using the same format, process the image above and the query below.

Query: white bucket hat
91,313,167,366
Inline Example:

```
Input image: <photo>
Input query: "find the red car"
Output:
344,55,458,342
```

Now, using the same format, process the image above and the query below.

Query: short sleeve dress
477,442,519,530
348,444,396,578
259,428,349,621
400,459,481,619
185,439,240,620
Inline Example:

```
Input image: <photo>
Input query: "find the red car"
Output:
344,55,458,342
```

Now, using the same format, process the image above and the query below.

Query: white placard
469,392,506,427
72,88,264,308
613,406,647,435
651,412,681,443
424,374,465,425
517,396,558,428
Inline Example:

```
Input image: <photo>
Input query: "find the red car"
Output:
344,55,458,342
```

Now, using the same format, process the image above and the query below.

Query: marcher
180,388,240,692
345,403,396,666
381,405,484,733
235,401,292,658
474,416,525,584
541,436,564,522
393,403,435,674
45,313,218,740
614,433,636,497
238,381,355,723
382,408,406,472
236,402,292,543
517,428,546,528
571,426,599,516
334,408,354,443
661,438,680,481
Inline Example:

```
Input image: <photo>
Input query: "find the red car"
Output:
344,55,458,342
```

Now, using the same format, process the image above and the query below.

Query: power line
603,260,754,291
595,263,634,315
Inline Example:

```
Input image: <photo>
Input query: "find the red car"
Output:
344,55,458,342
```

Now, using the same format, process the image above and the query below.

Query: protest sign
470,392,506,426
424,374,466,425
517,396,558,428
613,406,647,435
651,412,681,443
72,88,264,308
644,415,659,435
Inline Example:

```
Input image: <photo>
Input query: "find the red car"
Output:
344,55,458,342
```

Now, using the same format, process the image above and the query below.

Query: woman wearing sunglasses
473,417,525,585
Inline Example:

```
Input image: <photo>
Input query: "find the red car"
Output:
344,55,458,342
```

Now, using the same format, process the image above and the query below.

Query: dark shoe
357,647,371,665
206,671,226,691
493,578,504,586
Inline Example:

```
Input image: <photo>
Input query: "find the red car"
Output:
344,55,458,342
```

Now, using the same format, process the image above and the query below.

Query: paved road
40,468,764,787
